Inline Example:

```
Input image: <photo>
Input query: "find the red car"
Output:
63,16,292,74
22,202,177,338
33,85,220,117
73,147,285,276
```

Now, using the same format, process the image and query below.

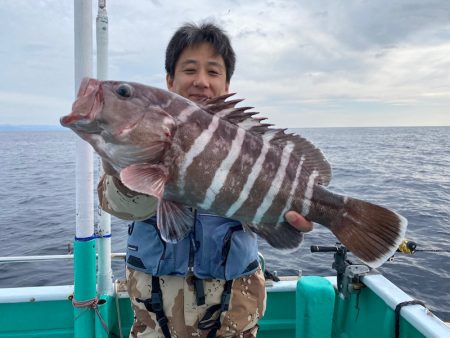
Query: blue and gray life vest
126,211,259,280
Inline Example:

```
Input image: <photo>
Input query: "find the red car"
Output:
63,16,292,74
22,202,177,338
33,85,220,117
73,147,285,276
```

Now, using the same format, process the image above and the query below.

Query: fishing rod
310,240,450,297
310,240,450,256
263,240,450,290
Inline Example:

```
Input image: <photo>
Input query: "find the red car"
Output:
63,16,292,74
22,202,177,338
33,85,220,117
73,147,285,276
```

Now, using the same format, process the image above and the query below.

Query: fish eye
116,83,133,98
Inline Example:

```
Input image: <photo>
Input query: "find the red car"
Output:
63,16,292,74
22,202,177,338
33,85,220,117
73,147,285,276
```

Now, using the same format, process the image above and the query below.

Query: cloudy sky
1,0,450,128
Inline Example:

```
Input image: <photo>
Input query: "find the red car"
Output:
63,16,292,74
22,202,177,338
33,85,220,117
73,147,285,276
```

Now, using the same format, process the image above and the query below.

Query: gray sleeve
97,174,157,220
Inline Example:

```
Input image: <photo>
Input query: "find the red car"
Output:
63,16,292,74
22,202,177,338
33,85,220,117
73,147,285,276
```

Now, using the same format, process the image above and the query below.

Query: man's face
166,42,229,102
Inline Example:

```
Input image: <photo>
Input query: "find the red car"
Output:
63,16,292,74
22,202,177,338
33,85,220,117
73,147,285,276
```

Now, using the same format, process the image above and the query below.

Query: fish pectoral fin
157,200,194,243
120,163,167,199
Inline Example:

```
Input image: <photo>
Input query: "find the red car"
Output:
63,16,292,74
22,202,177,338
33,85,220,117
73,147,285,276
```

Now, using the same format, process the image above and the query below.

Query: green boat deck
1,275,448,338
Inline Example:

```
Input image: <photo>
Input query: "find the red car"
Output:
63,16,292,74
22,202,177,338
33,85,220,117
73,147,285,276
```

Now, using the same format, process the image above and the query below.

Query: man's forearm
98,174,157,220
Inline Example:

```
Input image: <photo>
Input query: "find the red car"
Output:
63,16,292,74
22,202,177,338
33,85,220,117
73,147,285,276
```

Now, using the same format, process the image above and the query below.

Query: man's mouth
189,94,210,102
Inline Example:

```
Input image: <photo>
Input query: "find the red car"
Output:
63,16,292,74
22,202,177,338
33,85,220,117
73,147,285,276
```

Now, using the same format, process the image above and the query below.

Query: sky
1,0,450,128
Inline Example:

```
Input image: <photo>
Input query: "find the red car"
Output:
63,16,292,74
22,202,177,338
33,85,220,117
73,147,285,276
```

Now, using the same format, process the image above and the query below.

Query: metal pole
95,1,113,337
74,1,96,337
96,0,113,298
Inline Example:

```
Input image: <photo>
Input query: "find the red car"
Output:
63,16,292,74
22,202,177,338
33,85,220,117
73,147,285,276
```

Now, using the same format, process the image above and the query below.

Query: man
98,22,312,338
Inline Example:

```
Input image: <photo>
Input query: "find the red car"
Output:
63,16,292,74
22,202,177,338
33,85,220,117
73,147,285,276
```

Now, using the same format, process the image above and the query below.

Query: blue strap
74,233,112,241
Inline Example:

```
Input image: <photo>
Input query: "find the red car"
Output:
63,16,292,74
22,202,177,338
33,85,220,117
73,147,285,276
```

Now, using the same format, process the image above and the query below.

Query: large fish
61,78,407,268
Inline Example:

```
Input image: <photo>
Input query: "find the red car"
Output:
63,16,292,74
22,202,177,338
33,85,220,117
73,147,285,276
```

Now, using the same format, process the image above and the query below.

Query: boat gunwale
362,273,450,338
0,274,448,338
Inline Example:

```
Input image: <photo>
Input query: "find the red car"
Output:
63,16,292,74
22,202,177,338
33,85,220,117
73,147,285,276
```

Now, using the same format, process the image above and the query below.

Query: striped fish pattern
61,78,408,268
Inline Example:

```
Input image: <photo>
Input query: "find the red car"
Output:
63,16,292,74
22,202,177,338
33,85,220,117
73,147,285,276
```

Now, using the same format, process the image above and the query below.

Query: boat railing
0,253,126,264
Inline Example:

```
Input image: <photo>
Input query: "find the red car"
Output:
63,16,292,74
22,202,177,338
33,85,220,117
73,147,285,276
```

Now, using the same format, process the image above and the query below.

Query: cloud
309,0,450,48
1,0,450,127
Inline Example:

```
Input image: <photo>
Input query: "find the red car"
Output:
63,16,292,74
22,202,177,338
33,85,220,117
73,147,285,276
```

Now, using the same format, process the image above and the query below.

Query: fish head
60,78,177,170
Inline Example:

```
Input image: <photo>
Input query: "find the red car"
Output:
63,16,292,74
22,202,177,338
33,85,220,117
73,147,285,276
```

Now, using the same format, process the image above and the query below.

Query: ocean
0,127,449,320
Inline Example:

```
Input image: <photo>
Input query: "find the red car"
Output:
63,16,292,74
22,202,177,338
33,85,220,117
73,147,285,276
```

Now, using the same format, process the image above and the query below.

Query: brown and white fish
61,78,407,268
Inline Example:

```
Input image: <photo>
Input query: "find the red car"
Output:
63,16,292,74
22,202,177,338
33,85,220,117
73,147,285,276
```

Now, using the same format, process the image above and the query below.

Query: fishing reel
388,239,417,261
398,240,417,254
311,243,370,298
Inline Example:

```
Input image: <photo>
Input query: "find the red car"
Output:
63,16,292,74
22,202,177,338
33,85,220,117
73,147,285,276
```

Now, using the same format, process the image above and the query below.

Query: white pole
96,0,113,296
74,0,94,240
74,1,96,337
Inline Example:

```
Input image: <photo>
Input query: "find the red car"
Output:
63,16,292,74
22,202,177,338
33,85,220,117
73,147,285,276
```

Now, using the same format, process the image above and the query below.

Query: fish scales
166,104,309,227
252,142,295,224
210,132,264,215
224,134,276,218
198,127,246,210
262,145,306,225
228,137,288,223
187,120,289,220
164,104,216,193
61,78,408,268
170,105,210,154
182,115,239,205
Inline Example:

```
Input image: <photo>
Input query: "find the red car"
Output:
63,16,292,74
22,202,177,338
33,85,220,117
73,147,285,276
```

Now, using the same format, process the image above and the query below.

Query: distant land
0,124,66,131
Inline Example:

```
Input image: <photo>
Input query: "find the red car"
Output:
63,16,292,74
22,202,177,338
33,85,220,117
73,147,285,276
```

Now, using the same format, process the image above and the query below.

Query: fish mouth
60,78,103,132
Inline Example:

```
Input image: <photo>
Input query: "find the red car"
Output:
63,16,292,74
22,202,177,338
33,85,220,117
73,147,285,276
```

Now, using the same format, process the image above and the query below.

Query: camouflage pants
126,267,266,338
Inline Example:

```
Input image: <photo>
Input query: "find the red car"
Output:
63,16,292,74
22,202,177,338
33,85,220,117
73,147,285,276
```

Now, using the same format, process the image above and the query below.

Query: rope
72,296,109,334
395,300,427,338
114,281,124,338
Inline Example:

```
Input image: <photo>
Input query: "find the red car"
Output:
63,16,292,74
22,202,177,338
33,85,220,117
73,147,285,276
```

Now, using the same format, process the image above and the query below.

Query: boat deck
1,274,449,338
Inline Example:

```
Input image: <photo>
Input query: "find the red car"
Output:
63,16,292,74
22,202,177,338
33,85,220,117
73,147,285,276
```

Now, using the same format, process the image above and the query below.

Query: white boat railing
0,253,126,263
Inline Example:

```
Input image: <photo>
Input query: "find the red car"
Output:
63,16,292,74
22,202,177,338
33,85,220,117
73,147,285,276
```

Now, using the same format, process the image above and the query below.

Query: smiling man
99,22,312,338
167,43,229,101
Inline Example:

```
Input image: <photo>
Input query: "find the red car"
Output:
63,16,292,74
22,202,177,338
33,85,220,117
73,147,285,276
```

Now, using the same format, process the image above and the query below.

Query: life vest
126,212,259,280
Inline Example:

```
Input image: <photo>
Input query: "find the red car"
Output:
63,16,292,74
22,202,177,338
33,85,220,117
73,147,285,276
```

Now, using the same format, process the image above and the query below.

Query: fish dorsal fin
200,94,332,186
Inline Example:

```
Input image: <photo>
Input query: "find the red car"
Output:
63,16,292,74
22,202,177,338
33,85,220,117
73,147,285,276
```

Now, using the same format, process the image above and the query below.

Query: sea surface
0,127,449,320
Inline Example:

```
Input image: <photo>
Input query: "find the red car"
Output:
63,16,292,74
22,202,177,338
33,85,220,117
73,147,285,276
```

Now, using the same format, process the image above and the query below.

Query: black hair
165,22,236,83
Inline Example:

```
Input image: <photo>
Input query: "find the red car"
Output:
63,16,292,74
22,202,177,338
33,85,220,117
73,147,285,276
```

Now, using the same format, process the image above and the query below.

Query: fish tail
326,196,407,268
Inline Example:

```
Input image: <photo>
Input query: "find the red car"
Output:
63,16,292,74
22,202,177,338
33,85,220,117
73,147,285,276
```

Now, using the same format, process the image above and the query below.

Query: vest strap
192,275,205,306
136,276,172,338
198,280,233,338
221,225,243,264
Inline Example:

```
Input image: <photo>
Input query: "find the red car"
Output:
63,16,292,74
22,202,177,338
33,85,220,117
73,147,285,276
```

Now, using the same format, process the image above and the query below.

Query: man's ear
225,82,230,94
166,73,174,90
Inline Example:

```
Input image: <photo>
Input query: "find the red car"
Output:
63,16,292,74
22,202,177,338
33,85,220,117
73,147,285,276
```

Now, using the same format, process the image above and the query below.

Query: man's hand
285,211,313,232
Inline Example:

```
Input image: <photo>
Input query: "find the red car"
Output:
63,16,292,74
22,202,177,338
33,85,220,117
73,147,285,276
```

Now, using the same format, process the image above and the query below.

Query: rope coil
72,296,109,333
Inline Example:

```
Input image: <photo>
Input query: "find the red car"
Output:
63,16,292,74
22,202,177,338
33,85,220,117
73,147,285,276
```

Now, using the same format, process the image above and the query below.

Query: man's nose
193,71,209,88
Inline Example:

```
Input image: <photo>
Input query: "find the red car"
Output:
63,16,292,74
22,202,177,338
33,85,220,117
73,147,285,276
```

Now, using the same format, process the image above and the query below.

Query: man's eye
183,69,196,74
209,70,219,76
116,83,133,98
